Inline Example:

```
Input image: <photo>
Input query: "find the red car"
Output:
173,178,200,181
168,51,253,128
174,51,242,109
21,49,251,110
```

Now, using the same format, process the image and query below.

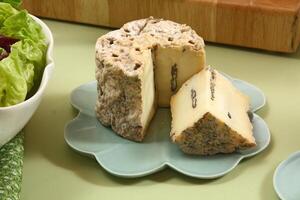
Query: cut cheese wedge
170,67,256,155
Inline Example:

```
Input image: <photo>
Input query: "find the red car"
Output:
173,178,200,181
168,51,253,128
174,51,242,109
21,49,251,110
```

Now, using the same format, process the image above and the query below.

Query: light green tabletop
21,19,300,200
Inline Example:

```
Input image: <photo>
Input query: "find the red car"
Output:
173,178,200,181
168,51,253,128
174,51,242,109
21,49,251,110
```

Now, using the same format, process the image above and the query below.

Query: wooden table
21,19,300,200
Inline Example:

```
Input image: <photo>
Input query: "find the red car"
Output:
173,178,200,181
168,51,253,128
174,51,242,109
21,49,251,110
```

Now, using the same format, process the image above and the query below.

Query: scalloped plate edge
94,154,167,178
242,114,271,158
85,114,270,179
273,151,300,200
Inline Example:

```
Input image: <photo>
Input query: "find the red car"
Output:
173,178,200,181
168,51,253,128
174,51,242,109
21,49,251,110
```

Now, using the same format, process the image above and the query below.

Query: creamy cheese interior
211,72,253,142
170,69,209,135
155,46,205,107
140,46,205,128
140,50,156,130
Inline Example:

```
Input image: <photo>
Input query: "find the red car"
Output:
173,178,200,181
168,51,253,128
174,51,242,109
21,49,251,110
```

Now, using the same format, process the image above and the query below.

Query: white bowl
0,15,54,147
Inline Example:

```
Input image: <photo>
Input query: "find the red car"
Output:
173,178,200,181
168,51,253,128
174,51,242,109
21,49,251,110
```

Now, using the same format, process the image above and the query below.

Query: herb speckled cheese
170,67,255,155
95,17,206,141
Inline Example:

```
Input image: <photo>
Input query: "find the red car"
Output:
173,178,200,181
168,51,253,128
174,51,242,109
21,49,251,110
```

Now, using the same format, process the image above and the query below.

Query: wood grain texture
23,0,109,25
22,0,300,52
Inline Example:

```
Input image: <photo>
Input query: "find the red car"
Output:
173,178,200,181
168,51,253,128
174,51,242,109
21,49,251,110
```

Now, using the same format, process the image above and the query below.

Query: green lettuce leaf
0,10,45,42
0,0,22,8
0,3,46,107
0,2,18,26
0,52,27,106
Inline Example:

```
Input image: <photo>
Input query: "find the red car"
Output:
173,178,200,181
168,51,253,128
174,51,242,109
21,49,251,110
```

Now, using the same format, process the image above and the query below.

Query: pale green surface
20,19,300,200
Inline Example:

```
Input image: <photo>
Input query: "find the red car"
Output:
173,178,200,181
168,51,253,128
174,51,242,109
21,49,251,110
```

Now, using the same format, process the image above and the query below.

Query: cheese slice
95,17,205,141
170,67,255,155
154,46,205,106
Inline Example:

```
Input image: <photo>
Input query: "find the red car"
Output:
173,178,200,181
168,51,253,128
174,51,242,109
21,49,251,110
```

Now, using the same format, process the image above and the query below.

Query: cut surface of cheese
170,67,255,155
155,46,205,107
95,17,205,141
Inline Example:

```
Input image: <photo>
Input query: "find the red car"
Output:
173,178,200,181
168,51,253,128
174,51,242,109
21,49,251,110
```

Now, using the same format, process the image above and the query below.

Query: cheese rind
95,66,145,141
95,17,205,141
173,112,255,155
170,67,255,155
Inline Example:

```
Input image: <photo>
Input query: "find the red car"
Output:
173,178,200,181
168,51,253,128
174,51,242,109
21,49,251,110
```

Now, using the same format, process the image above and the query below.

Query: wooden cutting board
23,0,300,52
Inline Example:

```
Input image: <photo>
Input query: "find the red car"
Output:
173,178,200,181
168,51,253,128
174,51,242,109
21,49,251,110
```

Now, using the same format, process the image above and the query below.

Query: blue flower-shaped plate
273,151,300,200
65,74,270,178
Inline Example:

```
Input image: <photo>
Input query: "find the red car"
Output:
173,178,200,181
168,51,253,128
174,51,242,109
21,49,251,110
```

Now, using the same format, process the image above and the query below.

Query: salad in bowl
0,1,54,146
